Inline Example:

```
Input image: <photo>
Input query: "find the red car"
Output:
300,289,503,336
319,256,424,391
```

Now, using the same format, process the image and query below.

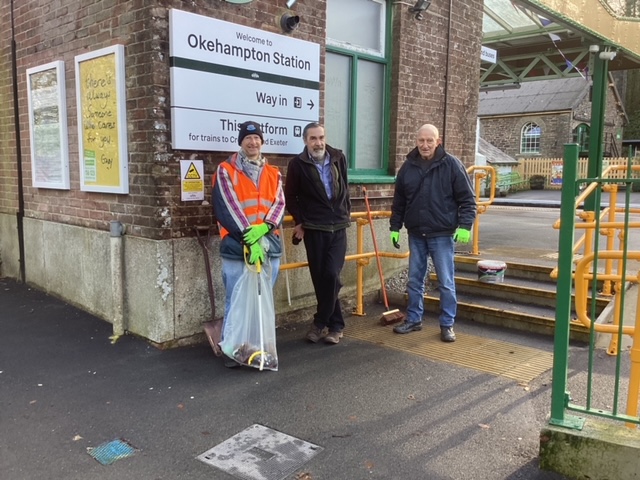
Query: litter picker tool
362,187,405,326
244,245,266,371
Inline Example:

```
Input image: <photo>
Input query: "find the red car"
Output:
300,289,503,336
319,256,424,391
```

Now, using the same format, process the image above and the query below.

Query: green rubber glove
248,242,264,265
453,228,471,244
243,223,270,245
390,231,400,249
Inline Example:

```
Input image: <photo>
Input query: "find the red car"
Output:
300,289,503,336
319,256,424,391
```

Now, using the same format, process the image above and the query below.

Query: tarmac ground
1,188,638,480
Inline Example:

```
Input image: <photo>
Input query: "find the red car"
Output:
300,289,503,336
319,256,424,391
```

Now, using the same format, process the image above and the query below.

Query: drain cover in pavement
88,438,137,465
197,424,323,480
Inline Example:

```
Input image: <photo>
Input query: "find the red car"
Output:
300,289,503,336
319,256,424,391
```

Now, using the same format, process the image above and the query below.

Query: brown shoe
306,325,326,343
324,331,343,344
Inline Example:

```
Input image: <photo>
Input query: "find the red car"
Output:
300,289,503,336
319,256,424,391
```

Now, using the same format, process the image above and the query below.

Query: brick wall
389,1,483,172
0,0,484,239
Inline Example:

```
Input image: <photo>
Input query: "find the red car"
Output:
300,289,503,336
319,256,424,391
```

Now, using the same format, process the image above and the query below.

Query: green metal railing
549,143,640,430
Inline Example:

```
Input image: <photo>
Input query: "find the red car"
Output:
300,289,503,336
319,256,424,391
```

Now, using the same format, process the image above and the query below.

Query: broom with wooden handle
362,187,406,326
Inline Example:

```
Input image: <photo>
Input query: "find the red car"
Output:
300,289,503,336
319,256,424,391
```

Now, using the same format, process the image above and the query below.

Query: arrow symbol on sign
307,99,315,110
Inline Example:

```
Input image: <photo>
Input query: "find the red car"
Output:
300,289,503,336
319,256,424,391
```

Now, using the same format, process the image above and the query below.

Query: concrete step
454,255,556,283
430,270,609,313
386,290,591,343
425,291,590,342
383,254,611,342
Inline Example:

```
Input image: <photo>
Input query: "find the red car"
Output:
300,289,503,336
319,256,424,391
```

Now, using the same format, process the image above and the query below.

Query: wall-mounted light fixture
280,13,300,32
599,49,617,61
286,0,298,7
410,0,431,20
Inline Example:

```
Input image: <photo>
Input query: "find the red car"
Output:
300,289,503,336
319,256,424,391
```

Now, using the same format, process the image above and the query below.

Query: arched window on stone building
520,122,541,154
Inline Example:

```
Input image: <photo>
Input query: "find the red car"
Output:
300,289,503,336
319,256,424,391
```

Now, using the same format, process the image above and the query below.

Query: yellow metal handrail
551,165,640,294
279,212,408,317
467,165,496,255
573,250,640,423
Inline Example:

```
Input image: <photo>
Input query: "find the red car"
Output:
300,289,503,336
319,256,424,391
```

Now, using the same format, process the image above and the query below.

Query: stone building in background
478,76,627,160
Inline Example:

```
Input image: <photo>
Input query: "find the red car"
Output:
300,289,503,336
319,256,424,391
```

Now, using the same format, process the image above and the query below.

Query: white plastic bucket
477,260,507,283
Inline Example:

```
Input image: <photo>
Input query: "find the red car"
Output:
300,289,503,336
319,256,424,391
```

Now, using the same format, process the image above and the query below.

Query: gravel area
384,260,435,294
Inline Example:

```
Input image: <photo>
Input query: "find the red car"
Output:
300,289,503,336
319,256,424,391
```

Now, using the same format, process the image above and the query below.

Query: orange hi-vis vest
215,160,280,239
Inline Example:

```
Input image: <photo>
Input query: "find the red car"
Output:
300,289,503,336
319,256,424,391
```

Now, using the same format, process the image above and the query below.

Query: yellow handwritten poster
75,45,128,193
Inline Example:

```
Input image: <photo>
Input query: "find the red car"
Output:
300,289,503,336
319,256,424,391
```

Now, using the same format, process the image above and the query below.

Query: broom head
380,308,405,326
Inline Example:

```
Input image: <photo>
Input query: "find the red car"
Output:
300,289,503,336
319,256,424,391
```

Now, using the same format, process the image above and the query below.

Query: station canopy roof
481,0,640,88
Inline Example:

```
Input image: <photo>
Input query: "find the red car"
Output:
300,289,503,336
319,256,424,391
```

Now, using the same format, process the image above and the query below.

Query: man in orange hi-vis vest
212,121,286,368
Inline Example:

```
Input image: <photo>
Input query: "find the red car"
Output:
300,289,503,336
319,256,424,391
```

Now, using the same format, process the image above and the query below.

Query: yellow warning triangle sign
184,162,201,179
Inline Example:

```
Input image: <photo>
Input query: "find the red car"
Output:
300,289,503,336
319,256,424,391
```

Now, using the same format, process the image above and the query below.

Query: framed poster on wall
26,61,70,189
75,45,128,194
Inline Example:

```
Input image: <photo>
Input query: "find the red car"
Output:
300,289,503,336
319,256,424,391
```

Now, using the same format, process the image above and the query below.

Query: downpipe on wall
441,0,454,146
110,221,126,339
10,0,26,282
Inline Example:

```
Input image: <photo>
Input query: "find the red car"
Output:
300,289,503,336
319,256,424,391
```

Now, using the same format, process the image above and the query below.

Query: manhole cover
197,424,323,480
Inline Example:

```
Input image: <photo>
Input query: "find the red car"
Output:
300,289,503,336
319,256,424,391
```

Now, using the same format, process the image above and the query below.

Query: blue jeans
221,257,280,341
406,234,456,327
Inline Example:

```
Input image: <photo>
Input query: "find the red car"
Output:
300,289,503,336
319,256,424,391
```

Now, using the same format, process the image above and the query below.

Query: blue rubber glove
248,242,264,265
390,231,400,249
453,228,471,244
243,223,270,245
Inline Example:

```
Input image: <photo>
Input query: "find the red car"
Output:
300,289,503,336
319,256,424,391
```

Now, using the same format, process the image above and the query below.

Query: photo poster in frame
551,160,563,186
75,45,128,194
26,61,70,190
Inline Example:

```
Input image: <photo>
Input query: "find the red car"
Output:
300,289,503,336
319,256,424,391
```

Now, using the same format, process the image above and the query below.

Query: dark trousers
303,228,347,332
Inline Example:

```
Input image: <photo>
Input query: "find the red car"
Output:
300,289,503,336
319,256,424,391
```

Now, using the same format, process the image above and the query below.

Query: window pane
325,52,351,155
355,60,384,169
327,0,384,54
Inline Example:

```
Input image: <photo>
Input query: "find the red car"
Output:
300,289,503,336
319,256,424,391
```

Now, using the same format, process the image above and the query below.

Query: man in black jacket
389,124,476,342
285,123,351,344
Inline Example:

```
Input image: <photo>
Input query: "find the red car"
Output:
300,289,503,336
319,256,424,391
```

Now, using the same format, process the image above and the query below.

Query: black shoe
224,357,241,368
440,326,456,342
393,321,423,334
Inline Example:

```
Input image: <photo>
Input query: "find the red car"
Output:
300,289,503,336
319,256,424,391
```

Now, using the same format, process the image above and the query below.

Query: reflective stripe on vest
217,161,280,239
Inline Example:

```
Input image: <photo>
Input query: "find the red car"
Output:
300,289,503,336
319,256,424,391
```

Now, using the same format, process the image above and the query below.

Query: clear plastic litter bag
220,258,278,371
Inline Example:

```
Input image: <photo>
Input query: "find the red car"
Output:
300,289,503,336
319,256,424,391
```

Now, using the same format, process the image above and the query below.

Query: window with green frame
325,0,391,179
572,123,590,155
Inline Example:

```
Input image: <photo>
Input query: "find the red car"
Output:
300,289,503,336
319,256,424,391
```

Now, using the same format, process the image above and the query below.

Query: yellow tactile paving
344,317,553,384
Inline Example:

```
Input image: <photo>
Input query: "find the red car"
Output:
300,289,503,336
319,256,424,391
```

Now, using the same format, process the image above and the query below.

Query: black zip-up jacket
390,145,476,237
284,145,351,232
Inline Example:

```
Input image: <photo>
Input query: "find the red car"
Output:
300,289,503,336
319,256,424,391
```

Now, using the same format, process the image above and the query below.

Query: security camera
280,13,300,32
409,0,431,20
